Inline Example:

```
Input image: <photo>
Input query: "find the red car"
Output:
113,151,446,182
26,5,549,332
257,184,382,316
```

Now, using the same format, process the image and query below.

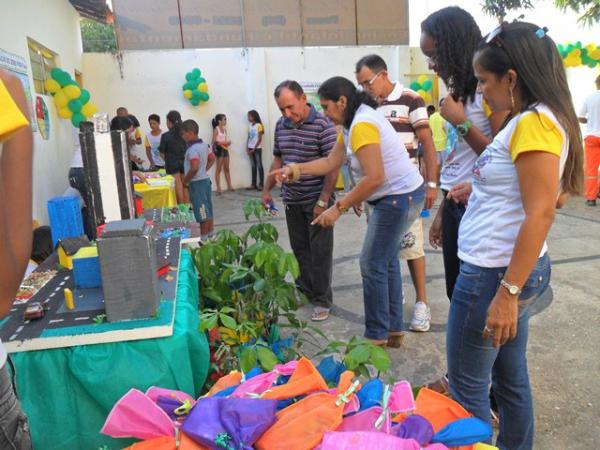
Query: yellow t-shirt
428,112,447,151
0,79,29,142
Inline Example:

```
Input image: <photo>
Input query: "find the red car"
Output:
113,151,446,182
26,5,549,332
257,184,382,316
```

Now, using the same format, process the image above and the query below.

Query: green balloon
68,99,83,112
55,71,72,87
589,61,598,68
71,112,86,127
50,68,63,80
198,76,206,84
79,89,90,104
192,68,201,79
409,81,421,91
191,89,202,100
185,72,194,81
575,41,582,49
422,80,433,91
185,81,197,90
190,98,200,106
198,92,209,102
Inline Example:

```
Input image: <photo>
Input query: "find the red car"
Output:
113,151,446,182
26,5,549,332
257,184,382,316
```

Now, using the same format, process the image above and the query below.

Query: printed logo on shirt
472,149,493,181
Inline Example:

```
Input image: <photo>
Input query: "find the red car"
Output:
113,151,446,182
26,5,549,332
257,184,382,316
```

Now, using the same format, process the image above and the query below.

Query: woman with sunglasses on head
420,7,508,301
272,76,425,347
446,23,583,449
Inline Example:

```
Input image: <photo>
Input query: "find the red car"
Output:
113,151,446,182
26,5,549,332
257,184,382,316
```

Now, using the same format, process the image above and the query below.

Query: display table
134,175,177,209
12,250,209,450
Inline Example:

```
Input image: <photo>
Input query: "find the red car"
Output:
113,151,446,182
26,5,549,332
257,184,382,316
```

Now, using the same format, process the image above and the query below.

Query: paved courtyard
212,188,600,450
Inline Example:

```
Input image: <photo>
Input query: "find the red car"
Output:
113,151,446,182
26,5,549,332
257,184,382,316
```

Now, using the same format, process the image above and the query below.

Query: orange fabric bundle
255,371,358,450
123,432,208,449
413,388,471,433
260,357,328,400
206,371,242,397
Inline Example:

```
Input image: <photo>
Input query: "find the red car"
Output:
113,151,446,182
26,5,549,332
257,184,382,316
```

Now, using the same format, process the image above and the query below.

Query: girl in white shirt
273,76,424,346
211,114,233,194
445,22,583,449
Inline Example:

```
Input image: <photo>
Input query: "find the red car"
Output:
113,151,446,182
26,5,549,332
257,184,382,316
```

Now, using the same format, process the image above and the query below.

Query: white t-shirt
458,104,568,268
144,132,165,166
70,126,83,168
341,104,423,201
247,123,264,149
579,90,600,137
440,93,492,191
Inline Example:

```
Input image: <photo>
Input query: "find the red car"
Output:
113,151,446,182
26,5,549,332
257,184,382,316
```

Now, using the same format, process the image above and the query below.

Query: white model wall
82,46,415,189
0,0,83,224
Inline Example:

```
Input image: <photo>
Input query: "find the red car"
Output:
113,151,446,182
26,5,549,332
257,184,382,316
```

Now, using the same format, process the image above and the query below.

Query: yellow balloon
81,102,97,117
572,48,581,57
417,74,429,86
63,84,81,100
198,83,208,93
44,79,61,94
589,49,600,59
183,89,193,99
58,107,73,119
53,90,68,108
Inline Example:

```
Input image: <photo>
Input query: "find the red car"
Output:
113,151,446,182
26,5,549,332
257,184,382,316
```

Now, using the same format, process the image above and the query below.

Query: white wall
82,45,416,189
0,0,83,224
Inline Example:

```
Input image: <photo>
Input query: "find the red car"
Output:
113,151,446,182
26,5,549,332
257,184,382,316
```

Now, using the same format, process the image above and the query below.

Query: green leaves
219,313,237,329
318,337,392,379
256,346,279,371
240,347,257,373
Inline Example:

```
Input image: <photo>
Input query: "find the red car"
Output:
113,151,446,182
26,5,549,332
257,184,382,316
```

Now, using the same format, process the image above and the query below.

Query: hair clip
535,27,549,39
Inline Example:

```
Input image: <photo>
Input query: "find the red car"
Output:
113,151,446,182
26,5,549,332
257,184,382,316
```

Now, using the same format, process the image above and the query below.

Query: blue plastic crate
47,196,84,247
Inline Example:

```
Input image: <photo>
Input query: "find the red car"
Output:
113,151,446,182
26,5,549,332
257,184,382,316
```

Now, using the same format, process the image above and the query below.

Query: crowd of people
0,3,598,449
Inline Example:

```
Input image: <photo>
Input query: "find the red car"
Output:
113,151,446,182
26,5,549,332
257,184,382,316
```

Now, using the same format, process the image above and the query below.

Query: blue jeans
447,253,551,450
361,185,424,340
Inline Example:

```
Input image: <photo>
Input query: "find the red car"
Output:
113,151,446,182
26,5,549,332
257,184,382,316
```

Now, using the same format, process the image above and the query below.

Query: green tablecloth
12,249,209,450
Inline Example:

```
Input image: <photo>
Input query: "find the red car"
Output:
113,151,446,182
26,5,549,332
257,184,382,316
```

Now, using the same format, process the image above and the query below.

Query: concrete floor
212,188,600,449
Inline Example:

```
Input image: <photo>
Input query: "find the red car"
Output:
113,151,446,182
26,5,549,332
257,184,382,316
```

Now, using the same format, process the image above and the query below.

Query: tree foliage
555,0,600,26
482,0,534,22
80,19,117,53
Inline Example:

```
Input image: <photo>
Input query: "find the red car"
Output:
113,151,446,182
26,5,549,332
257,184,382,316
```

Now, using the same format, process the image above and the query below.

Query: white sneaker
409,301,431,332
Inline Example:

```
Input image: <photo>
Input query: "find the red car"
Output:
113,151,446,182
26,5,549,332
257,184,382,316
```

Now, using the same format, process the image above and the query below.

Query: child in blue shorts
181,119,215,239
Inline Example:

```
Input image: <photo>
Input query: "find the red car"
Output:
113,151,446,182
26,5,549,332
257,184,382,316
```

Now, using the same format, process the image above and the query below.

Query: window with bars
27,38,58,95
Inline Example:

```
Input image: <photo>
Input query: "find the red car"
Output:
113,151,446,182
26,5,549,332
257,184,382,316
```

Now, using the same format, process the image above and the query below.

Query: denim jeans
361,185,424,340
249,148,264,188
0,360,31,449
447,253,551,450
285,199,334,309
441,195,466,300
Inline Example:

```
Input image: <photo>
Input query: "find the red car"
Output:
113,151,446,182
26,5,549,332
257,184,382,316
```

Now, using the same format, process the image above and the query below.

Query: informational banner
0,48,36,130
299,81,323,112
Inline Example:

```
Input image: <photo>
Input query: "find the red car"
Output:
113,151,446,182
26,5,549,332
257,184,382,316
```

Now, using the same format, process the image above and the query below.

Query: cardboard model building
78,122,135,238
56,236,91,270
97,219,159,322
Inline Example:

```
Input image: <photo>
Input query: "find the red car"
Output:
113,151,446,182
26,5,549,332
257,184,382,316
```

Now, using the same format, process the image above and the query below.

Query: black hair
211,114,226,129
128,114,140,128
148,114,160,123
247,110,262,125
181,119,199,135
475,21,583,195
166,110,185,147
427,105,436,115
31,226,53,264
110,116,132,132
274,80,304,98
421,6,481,102
116,106,127,115
355,54,388,74
317,76,378,129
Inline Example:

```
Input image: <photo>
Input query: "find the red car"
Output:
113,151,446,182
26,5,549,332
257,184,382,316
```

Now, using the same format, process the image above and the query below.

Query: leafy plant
317,337,391,379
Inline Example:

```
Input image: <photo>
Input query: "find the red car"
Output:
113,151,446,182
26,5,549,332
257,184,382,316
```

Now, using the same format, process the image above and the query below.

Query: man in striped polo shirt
263,80,338,321
356,54,438,332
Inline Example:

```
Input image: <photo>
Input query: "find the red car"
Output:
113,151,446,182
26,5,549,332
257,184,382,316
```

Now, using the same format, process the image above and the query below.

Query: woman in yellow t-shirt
0,68,34,448
443,23,583,449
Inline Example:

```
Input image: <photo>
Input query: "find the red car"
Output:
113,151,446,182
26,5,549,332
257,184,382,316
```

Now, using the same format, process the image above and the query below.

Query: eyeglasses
358,71,384,88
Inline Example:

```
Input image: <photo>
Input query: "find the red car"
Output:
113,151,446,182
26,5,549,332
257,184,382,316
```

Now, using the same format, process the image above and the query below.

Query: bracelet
335,201,348,214
288,163,301,182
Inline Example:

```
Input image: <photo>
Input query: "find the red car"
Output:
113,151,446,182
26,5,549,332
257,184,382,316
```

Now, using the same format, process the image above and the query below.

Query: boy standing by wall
181,120,215,239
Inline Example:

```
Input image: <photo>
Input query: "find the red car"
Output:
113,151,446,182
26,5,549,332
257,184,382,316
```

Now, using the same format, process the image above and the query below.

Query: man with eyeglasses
355,54,439,333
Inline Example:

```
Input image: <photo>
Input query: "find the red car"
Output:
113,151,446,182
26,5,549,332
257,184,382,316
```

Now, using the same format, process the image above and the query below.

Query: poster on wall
0,48,36,131
299,81,322,112
35,96,50,140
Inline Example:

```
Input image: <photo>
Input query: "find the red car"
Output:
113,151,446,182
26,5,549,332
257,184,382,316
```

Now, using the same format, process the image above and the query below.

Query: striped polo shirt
273,105,338,204
377,83,430,158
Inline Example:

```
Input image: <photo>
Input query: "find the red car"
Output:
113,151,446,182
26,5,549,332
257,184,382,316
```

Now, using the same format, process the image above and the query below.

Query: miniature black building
97,219,159,322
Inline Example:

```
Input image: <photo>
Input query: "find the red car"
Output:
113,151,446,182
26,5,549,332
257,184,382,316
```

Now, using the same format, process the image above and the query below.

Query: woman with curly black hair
420,6,507,301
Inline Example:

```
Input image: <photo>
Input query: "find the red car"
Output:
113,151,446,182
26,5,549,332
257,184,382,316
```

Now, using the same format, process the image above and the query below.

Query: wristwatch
316,199,328,208
456,120,472,137
426,181,438,189
500,279,522,296
335,201,348,214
